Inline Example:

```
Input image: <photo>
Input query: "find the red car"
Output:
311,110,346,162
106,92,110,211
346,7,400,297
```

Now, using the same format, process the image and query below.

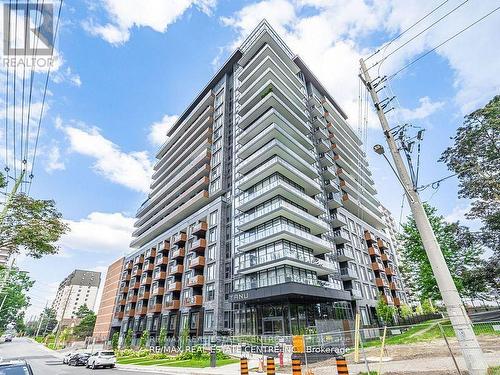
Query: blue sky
3,0,497,318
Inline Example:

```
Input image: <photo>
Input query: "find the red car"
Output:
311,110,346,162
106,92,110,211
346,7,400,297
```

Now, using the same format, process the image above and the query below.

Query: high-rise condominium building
109,20,406,344
52,270,101,328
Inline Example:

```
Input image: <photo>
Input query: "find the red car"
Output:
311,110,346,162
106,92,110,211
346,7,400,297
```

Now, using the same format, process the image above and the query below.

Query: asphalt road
0,337,162,374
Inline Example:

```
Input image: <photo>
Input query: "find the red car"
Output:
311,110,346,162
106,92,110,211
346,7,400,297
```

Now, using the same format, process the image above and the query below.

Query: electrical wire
28,0,64,195
389,5,500,80
372,0,469,73
364,0,452,62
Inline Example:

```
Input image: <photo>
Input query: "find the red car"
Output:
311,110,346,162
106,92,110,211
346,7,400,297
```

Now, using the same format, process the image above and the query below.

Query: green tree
59,327,73,345
124,329,132,348
440,95,500,255
0,178,69,259
112,332,119,350
421,299,436,314
399,304,413,319
37,307,58,336
375,295,396,325
73,306,96,339
399,204,483,301
139,330,149,348
158,327,166,348
0,267,34,331
180,320,189,351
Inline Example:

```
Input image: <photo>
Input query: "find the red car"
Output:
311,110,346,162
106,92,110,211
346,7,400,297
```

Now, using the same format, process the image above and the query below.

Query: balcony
145,248,156,259
237,223,333,255
319,152,334,167
238,155,321,196
143,262,154,272
371,262,384,272
164,299,180,310
375,278,387,288
314,138,330,153
126,294,137,303
158,241,170,253
130,281,140,289
171,248,185,260
332,229,350,244
336,247,354,262
393,297,401,306
350,289,363,300
187,275,204,287
184,295,203,307
126,309,135,317
327,192,342,209
237,250,338,277
381,253,389,262
151,286,165,296
136,305,148,315
237,178,325,216
322,166,336,180
330,213,346,228
125,261,133,270
118,297,126,306
121,271,130,281
364,231,376,243
114,311,124,319
155,256,169,266
148,303,162,314
172,233,187,245
385,267,395,276
153,271,166,280
377,239,389,249
340,268,358,280
189,256,205,269
382,295,394,305
166,281,182,292
138,289,150,300
237,198,329,235
192,222,207,236
133,255,144,265
191,239,206,253
389,281,397,290
140,276,152,285
169,265,184,275
119,285,129,294
368,246,380,257
131,267,142,277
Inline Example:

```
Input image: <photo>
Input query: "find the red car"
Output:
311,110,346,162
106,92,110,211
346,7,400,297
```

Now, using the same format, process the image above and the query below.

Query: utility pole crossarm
359,58,488,375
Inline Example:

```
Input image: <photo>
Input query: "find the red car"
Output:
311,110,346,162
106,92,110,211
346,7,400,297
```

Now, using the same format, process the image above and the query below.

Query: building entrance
263,316,284,335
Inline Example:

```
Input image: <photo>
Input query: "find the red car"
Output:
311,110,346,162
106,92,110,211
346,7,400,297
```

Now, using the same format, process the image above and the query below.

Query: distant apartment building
52,270,101,328
107,20,407,344
93,258,124,341
0,248,10,266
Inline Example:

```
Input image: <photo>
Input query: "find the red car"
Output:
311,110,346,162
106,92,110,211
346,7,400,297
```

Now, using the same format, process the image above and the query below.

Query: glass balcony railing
238,249,337,272
238,179,323,212
235,274,342,292
237,223,331,251
238,199,328,230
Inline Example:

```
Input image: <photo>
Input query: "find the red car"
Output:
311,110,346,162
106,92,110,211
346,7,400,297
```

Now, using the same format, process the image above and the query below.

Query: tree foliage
0,180,69,259
158,328,166,348
124,329,132,348
73,306,96,339
399,204,483,301
112,332,119,350
139,329,149,348
0,267,34,331
375,295,396,325
37,307,58,335
440,95,500,255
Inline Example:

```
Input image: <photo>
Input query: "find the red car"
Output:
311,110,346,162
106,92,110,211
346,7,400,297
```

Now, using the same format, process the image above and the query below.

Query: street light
373,144,385,155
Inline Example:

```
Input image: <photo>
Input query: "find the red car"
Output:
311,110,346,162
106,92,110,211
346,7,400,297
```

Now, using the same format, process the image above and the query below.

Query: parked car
68,353,90,366
0,334,13,342
0,360,34,374
86,351,116,369
62,352,75,364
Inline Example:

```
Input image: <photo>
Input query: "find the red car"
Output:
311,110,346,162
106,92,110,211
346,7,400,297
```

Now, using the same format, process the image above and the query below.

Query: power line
373,0,470,73
364,0,452,62
389,5,500,79
28,0,65,195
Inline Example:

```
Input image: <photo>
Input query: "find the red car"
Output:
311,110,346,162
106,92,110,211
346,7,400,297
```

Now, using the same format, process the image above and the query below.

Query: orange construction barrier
266,357,275,375
240,357,249,375
336,356,350,375
292,354,302,375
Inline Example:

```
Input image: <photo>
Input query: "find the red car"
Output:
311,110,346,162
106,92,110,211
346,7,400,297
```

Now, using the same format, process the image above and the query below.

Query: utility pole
55,285,73,348
35,301,49,337
359,58,488,375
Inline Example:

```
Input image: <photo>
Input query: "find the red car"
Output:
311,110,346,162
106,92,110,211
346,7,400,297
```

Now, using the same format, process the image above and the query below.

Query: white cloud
445,203,481,230
59,211,135,254
148,114,178,146
85,0,218,45
221,0,500,124
398,96,444,121
59,118,153,193
44,145,66,172
52,66,82,87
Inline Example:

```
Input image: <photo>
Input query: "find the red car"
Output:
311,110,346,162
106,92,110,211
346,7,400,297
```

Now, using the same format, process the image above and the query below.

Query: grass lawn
362,320,500,348
117,357,239,368
489,366,500,375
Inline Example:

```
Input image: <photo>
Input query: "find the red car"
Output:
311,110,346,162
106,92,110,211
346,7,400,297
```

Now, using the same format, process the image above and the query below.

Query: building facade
52,270,101,328
93,258,124,341
110,20,406,343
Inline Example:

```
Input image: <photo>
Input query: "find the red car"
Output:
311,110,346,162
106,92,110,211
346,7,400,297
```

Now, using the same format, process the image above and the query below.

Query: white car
86,351,116,370
62,352,74,364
